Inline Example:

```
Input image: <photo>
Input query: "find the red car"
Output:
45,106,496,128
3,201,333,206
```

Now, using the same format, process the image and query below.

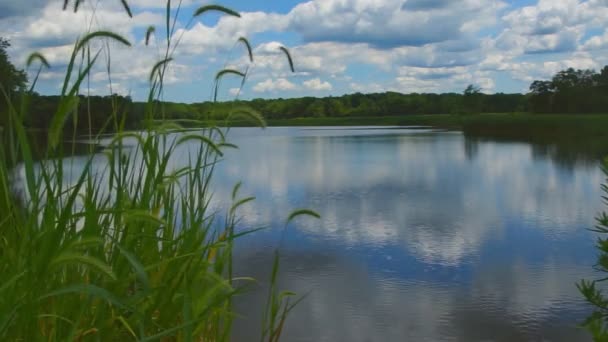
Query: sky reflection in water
23,127,600,341
211,127,603,342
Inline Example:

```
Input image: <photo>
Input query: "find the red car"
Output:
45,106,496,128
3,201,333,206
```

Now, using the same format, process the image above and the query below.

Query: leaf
232,182,242,200
38,314,75,327
286,209,321,225
230,196,255,214
218,142,238,150
115,243,151,292
123,210,166,226
50,253,117,281
69,237,105,249
279,46,295,73
193,5,240,18
40,284,132,312
116,316,137,338
0,271,25,294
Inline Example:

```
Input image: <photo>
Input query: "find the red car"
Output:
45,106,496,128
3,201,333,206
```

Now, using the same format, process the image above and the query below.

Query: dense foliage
528,66,608,113
194,90,527,120
0,38,27,98
19,91,528,130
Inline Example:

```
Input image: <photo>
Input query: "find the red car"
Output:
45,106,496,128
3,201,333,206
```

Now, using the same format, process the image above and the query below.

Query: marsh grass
0,1,315,340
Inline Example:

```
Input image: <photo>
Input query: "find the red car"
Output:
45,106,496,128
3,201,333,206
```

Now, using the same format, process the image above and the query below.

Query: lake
24,126,603,341
212,127,602,341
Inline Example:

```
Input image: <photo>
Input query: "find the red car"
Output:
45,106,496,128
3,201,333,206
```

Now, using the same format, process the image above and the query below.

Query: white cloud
2,0,608,99
171,11,288,56
303,78,332,91
350,82,385,93
582,29,608,50
253,78,297,93
496,0,608,54
287,0,506,48
506,53,600,83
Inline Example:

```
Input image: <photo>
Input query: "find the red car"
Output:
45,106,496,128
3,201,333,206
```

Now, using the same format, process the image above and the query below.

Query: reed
0,1,316,340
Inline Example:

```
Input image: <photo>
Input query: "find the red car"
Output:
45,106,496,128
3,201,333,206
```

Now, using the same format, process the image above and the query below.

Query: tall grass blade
50,51,100,149
286,209,321,225
40,285,133,312
214,69,246,102
26,52,50,69
149,58,173,82
76,31,132,52
279,46,295,73
73,0,82,13
50,253,117,281
238,37,254,62
120,0,133,18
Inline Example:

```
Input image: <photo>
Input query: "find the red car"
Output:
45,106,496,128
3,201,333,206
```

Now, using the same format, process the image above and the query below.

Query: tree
528,80,554,113
0,38,27,102
464,84,481,96
463,84,482,114
597,66,608,87
527,66,608,114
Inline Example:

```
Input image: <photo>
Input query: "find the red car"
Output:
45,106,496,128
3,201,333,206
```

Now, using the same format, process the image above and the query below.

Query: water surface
212,127,602,341
24,126,601,341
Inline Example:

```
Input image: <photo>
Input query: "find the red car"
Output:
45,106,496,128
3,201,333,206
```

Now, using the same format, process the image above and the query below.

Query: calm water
211,127,603,342
26,126,603,341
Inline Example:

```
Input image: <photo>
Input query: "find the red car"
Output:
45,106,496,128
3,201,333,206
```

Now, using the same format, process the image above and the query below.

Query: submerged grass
0,1,314,340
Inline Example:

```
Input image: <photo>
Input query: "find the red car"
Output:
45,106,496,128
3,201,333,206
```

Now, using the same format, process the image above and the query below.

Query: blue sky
1,0,607,102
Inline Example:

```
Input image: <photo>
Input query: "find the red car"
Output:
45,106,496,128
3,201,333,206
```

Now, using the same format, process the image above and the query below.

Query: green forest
2,36,608,133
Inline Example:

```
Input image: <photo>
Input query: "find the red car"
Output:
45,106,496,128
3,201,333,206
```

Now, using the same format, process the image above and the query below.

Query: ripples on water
215,127,601,342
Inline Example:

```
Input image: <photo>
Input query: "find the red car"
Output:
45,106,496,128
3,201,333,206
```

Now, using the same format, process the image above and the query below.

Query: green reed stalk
0,1,315,341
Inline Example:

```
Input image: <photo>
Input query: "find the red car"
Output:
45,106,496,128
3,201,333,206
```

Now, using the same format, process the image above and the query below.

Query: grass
0,1,317,341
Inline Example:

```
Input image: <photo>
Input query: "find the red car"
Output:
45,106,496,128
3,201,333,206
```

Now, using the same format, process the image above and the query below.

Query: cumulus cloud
1,0,608,99
172,12,288,56
496,0,608,54
507,53,600,83
253,78,297,92
582,29,608,50
303,78,333,91
287,0,506,48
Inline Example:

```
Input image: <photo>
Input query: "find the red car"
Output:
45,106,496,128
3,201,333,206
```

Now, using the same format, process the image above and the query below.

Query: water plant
579,157,608,341
0,1,317,340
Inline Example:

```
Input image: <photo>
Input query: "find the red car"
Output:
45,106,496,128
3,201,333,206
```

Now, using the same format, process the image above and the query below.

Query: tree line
528,66,608,113
2,36,608,131
192,91,527,121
